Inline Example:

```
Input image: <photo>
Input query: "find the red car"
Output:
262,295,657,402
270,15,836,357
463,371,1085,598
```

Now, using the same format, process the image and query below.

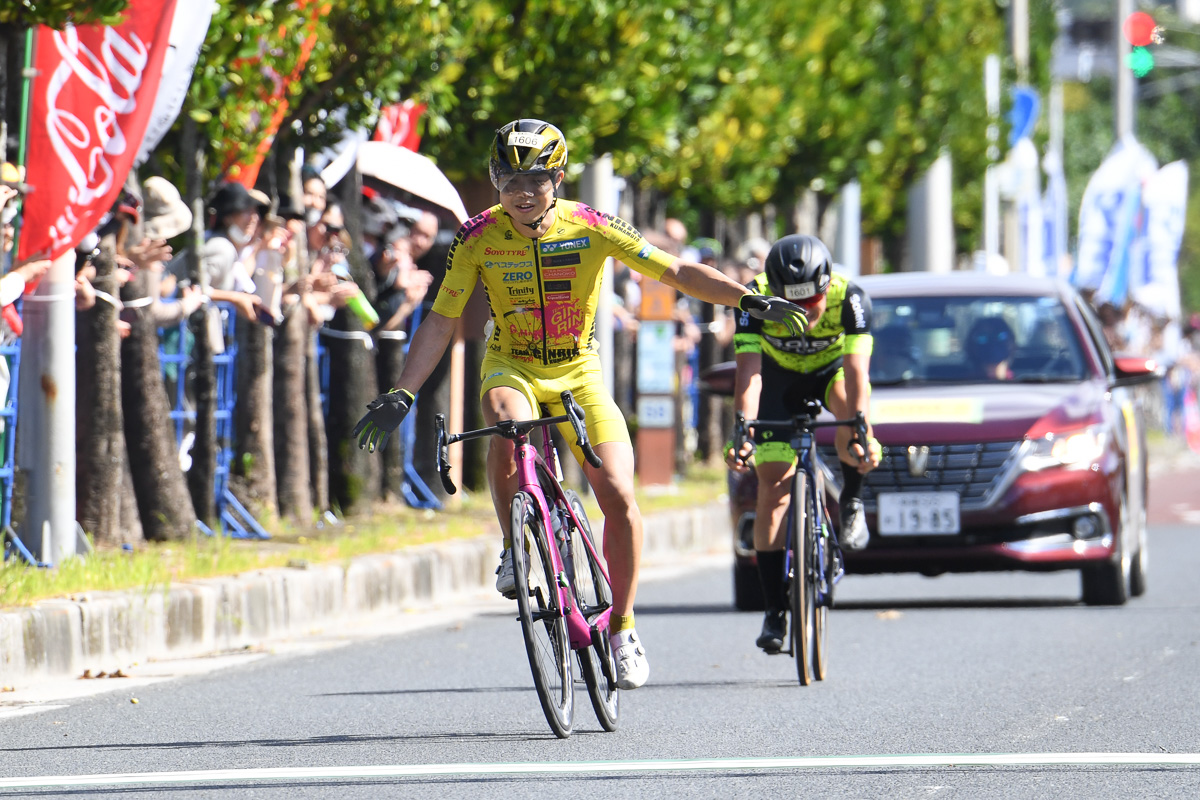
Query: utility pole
1115,0,1135,138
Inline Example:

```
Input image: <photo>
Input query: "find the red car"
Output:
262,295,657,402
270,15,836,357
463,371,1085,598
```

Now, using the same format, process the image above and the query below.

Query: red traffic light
1123,11,1158,47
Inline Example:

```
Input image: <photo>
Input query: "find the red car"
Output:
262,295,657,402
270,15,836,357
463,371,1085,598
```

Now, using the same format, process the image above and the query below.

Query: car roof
855,271,1073,299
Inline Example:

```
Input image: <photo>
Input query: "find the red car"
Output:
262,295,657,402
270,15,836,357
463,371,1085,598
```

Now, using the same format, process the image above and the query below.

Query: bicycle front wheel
789,470,817,686
564,489,619,732
511,491,574,738
811,511,830,681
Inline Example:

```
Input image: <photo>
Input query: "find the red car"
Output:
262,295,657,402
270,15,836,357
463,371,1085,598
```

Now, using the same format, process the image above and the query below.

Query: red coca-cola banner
18,0,179,264
373,99,426,152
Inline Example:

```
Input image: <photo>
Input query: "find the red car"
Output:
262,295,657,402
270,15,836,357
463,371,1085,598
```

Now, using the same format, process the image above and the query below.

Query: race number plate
877,492,961,535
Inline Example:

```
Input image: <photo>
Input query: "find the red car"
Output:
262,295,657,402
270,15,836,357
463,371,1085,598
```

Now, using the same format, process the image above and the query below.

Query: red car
704,272,1159,608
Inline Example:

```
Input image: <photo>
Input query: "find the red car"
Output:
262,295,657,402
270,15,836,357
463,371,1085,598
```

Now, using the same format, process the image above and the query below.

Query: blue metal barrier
159,302,268,539
0,320,46,565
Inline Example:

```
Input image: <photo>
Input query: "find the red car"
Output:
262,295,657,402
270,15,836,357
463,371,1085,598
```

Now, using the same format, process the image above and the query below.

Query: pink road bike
435,390,618,738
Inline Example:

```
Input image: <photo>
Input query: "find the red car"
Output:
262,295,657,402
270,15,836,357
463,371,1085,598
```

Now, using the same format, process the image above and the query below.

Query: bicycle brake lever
561,390,603,469
435,414,457,495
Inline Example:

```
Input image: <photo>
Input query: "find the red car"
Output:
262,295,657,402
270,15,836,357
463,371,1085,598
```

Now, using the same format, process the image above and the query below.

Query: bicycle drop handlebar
732,405,869,466
435,390,603,495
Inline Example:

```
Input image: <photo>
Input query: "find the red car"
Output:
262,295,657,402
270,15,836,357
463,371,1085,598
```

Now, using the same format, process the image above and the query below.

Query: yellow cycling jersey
432,199,675,366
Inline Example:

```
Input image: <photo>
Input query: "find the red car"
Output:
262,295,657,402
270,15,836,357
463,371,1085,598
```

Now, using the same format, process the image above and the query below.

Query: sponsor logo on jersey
503,271,534,282
637,245,653,259
542,267,577,279
608,217,643,240
485,246,528,256
504,230,514,239
849,293,865,329
507,285,536,297
440,285,463,298
541,254,581,268
546,292,572,301
544,280,572,292
540,236,590,254
765,333,835,355
483,260,533,270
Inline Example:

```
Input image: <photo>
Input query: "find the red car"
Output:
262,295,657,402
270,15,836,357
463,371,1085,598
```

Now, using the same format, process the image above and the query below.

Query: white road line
1,753,1198,789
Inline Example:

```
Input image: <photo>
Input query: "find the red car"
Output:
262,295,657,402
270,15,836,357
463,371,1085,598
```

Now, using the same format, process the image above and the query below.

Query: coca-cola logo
44,26,152,250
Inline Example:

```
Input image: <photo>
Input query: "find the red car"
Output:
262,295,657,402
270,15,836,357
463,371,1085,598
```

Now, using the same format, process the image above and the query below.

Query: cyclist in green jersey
353,119,807,689
726,234,881,653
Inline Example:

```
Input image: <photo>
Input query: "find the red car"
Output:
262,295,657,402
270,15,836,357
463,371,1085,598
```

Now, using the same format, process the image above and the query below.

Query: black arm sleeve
840,281,873,336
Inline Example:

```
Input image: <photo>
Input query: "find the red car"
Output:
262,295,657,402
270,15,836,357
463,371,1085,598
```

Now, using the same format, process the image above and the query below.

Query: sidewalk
1147,436,1200,526
0,502,729,690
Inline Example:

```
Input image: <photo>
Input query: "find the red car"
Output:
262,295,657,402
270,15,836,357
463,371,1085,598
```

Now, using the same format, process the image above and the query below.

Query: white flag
1072,138,1157,292
135,0,215,166
1132,161,1188,320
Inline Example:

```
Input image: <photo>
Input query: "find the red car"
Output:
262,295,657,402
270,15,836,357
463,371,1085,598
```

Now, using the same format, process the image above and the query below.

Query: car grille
819,441,1022,509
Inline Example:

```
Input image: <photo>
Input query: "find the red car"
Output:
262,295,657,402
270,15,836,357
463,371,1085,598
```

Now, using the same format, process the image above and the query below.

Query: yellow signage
870,397,985,425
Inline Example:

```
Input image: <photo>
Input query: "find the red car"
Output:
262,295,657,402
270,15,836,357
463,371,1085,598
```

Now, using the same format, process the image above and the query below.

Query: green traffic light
1128,46,1154,77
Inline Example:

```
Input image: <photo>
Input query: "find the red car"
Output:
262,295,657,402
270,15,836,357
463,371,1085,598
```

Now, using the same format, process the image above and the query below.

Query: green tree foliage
0,0,129,28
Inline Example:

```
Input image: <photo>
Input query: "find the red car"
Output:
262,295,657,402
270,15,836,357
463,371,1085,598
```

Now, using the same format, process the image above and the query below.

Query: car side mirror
1110,355,1161,388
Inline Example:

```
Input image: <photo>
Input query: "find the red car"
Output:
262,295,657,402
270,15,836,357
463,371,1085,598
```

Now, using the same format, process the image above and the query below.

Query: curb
0,502,728,689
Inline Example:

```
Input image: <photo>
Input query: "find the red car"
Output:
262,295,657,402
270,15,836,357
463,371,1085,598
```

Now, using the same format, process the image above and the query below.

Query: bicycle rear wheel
564,489,619,732
789,470,817,686
511,491,574,738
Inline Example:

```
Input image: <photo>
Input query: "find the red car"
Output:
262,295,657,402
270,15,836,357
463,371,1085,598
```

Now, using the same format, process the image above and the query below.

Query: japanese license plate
877,492,961,535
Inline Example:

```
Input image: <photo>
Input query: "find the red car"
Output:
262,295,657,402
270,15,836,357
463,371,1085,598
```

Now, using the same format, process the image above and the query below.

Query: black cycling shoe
755,609,787,654
839,498,870,552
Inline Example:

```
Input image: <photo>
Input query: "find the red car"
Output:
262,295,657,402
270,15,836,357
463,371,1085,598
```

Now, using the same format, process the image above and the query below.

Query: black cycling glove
353,388,415,453
738,294,808,336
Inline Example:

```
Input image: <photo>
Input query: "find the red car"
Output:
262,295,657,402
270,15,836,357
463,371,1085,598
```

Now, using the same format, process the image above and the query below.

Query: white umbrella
356,140,469,223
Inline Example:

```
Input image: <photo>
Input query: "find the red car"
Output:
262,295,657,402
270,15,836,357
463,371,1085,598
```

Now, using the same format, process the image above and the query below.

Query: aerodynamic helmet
489,119,568,190
764,234,833,303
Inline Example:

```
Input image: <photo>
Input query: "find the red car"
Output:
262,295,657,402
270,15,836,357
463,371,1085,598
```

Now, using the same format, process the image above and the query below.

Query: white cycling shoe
495,549,517,598
609,628,650,690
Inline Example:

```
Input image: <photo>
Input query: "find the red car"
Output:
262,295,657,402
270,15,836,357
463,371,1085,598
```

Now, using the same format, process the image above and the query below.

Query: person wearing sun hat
142,176,193,240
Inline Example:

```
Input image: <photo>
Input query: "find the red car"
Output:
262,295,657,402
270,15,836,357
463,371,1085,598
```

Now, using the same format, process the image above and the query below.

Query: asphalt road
1,513,1199,798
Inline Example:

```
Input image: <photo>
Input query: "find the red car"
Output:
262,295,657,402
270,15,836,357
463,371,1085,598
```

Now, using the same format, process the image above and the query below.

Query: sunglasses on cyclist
498,173,554,195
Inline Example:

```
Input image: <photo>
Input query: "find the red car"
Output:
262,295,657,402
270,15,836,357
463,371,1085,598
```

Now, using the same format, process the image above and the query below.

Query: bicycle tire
789,470,817,686
564,489,619,732
811,510,830,682
511,491,574,737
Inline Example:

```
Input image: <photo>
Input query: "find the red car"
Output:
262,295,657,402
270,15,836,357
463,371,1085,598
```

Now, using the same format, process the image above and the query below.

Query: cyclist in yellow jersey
353,119,808,689
725,234,881,654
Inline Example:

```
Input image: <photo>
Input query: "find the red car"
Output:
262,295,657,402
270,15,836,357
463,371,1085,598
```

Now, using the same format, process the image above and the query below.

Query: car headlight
1021,426,1108,471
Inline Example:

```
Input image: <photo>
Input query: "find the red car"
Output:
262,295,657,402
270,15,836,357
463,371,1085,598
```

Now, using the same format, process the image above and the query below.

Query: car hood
863,381,1107,445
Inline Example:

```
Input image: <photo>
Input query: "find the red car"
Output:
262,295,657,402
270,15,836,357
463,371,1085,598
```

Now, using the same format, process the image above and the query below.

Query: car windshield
868,294,1088,385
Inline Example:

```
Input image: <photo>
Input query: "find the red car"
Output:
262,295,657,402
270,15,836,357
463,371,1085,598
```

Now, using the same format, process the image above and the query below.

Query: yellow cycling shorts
479,351,630,466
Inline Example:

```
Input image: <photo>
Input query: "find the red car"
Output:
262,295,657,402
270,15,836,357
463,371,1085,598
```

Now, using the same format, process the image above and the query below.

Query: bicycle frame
435,394,612,651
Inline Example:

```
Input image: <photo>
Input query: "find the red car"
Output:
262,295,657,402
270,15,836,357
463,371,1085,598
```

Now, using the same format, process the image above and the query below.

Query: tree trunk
233,316,277,520
326,311,379,515
306,330,330,513
375,335,406,501
273,305,312,520
121,289,198,541
182,117,216,525
74,242,127,545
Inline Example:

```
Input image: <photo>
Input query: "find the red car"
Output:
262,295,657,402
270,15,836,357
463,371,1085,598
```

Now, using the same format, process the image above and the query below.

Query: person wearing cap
133,177,205,327
0,177,51,312
167,182,262,320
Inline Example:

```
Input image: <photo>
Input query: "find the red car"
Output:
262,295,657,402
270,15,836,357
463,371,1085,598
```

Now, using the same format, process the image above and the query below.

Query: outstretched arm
390,310,457,396
657,258,748,307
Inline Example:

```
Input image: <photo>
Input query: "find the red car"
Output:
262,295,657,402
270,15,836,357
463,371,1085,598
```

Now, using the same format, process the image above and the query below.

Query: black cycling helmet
489,119,568,190
764,234,833,303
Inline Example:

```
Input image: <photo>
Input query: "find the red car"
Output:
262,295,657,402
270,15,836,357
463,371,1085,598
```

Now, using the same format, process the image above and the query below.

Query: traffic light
1123,11,1163,77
